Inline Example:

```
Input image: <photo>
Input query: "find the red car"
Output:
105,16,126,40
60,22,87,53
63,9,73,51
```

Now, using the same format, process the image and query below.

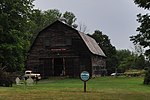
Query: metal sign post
80,71,90,92
84,81,86,92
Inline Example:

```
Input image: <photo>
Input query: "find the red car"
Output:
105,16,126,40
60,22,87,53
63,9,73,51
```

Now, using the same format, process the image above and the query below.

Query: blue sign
80,71,90,81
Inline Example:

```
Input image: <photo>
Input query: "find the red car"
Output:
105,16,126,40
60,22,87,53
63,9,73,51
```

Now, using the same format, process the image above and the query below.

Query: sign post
84,81,86,92
80,71,90,92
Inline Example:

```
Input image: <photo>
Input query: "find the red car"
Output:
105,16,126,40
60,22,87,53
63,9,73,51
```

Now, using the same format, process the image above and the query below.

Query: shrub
143,68,150,85
0,67,13,87
124,69,145,77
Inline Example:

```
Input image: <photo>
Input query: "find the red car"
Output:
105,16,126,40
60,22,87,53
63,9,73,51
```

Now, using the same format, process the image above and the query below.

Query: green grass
0,77,150,100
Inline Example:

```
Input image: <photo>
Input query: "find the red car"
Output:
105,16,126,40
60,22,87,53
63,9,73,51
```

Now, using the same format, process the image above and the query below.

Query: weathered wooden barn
27,20,106,78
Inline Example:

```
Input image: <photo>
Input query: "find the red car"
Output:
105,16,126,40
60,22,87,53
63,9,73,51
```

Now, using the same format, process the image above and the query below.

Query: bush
143,68,150,85
124,69,145,77
0,67,13,87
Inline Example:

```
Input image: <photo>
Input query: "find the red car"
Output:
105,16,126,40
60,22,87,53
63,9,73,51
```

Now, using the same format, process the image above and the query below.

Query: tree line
0,0,150,84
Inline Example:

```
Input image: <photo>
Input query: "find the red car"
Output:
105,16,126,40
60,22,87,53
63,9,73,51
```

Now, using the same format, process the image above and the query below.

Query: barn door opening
54,58,64,76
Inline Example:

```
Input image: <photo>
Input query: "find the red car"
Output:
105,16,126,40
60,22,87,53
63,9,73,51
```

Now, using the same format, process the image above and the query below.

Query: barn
26,20,106,78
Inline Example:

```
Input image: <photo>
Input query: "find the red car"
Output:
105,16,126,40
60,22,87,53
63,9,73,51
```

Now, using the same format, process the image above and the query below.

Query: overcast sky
33,0,148,50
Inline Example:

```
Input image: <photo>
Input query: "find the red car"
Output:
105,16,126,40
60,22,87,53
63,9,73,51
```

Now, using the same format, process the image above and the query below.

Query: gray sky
33,0,148,50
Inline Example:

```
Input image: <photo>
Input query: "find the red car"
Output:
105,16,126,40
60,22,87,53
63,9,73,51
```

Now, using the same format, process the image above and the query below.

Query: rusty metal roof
78,31,106,57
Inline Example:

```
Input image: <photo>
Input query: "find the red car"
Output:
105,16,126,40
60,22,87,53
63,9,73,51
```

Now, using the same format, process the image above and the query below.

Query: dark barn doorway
54,58,63,76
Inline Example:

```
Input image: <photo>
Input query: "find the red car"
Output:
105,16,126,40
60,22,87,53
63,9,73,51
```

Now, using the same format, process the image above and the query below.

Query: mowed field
0,77,150,100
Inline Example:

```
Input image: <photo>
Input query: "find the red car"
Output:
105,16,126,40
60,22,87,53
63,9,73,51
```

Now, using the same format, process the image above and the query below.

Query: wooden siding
92,56,106,76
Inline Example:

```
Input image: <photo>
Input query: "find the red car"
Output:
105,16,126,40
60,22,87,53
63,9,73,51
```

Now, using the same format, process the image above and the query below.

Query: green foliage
124,69,145,77
29,9,62,34
0,67,13,87
130,14,150,48
132,0,150,84
118,56,134,71
116,49,147,72
116,49,132,71
30,9,77,34
0,0,34,71
131,1,150,59
116,49,132,60
91,30,116,57
88,30,117,74
44,9,62,25
134,54,145,69
0,0,78,72
61,11,77,27
144,68,150,84
134,0,150,9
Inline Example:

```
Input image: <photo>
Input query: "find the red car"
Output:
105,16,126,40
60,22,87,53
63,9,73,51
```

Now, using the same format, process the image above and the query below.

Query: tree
88,30,117,75
29,9,62,40
134,54,145,69
78,22,89,33
44,9,62,26
133,0,150,9
143,68,150,85
133,44,144,56
116,49,133,72
131,0,150,84
61,11,77,28
29,9,46,34
0,0,34,71
130,0,150,60
116,48,147,72
132,44,145,69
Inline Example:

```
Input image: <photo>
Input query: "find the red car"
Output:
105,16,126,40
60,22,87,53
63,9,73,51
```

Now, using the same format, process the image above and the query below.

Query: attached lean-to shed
26,20,106,78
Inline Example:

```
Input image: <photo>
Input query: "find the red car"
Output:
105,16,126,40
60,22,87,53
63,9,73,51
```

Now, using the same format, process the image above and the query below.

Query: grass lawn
0,77,150,100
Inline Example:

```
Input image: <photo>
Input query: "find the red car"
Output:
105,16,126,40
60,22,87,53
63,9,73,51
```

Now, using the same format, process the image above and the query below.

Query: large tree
88,30,117,75
0,0,34,71
130,0,150,59
116,49,133,72
130,0,150,84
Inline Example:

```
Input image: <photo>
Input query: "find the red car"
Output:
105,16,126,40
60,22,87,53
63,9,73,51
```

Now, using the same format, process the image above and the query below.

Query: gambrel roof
29,20,106,57
78,31,106,57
